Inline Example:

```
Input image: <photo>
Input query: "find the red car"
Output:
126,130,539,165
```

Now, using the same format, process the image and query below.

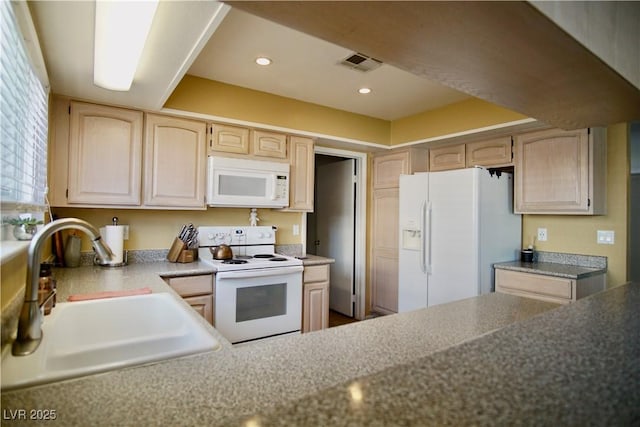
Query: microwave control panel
275,175,288,200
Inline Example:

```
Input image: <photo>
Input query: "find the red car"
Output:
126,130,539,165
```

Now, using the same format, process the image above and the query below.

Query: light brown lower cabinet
495,269,605,304
164,274,214,325
302,264,330,333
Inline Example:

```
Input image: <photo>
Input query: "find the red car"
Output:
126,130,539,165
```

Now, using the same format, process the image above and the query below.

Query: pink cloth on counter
67,287,152,302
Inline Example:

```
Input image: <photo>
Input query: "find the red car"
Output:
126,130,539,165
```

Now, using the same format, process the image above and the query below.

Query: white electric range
197,226,303,344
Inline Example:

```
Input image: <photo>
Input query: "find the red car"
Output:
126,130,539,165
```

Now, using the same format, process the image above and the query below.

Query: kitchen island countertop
3,263,636,425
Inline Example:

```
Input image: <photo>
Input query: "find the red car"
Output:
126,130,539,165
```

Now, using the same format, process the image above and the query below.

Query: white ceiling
28,2,468,121
187,8,469,121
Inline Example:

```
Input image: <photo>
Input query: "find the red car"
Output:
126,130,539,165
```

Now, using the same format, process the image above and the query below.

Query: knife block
167,237,186,262
177,249,198,263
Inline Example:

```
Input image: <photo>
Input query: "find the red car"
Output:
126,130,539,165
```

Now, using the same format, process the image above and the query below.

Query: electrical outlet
597,230,614,245
292,224,299,236
122,225,129,240
537,228,548,242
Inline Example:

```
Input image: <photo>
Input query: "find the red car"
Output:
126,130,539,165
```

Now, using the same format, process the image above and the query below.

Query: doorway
306,147,367,320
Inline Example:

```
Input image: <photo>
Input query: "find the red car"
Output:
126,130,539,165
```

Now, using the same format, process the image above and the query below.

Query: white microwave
207,156,290,208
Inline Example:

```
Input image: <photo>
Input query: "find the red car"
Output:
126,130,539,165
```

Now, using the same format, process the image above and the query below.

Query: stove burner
269,257,288,261
223,259,248,264
253,254,275,259
235,255,252,260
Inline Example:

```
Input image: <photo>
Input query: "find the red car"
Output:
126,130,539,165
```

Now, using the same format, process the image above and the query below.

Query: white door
316,158,355,316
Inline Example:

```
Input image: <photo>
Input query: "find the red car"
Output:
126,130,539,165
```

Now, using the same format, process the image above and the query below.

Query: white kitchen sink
1,293,220,390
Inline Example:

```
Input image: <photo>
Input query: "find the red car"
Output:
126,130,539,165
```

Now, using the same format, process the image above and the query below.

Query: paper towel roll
100,225,124,264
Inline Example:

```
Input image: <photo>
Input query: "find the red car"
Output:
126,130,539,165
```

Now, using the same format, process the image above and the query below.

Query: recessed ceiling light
358,87,372,94
255,57,272,66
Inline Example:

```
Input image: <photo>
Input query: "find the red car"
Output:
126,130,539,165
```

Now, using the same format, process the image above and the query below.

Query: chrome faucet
12,218,114,356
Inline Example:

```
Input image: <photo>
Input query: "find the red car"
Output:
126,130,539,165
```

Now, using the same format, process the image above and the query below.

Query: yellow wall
390,98,529,145
522,123,629,287
51,208,303,252
165,76,391,146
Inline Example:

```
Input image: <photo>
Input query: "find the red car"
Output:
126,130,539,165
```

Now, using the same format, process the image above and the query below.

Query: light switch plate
597,230,614,245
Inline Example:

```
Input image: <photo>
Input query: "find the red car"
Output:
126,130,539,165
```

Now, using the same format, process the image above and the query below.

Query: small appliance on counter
167,223,199,263
96,217,127,267
521,247,535,263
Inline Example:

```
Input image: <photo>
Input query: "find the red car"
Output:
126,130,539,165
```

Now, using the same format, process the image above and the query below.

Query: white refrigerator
398,167,521,312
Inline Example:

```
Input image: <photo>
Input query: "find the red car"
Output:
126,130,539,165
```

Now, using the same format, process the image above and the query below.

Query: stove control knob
259,232,265,238
265,232,272,238
207,233,214,240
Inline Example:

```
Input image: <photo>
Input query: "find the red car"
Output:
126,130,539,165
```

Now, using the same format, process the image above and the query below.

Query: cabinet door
514,128,590,213
371,252,399,314
371,188,399,314
372,188,399,251
144,114,206,208
251,130,287,158
283,136,314,211
429,144,465,171
68,102,143,205
210,124,249,154
466,137,512,167
302,280,329,333
372,151,409,189
183,294,214,325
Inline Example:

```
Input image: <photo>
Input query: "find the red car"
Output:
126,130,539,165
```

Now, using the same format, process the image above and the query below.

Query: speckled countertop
494,251,607,280
1,261,561,426
494,261,606,279
299,254,335,266
232,282,639,426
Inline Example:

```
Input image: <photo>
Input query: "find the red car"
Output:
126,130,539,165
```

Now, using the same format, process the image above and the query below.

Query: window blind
0,0,48,209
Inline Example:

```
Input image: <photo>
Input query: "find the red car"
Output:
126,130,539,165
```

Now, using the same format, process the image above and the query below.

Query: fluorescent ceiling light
358,87,372,94
255,57,272,66
94,0,159,91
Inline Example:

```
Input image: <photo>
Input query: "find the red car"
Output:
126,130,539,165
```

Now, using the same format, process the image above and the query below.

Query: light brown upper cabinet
429,144,465,171
514,128,606,215
372,148,428,189
209,123,250,155
67,101,143,205
466,136,513,167
52,98,207,210
144,114,207,208
251,130,288,159
281,136,315,212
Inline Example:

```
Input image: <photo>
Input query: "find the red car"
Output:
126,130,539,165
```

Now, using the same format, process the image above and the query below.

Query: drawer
165,274,213,297
303,264,329,283
495,269,572,300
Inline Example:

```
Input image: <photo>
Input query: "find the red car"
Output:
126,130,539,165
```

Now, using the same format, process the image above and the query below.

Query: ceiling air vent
340,52,382,72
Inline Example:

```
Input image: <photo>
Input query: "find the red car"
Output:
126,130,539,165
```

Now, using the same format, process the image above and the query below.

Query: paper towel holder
95,216,128,267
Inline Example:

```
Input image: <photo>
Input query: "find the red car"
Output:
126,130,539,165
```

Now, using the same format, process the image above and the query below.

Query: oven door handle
216,265,303,280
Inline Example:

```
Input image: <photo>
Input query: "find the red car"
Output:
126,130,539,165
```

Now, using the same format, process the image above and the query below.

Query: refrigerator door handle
422,201,432,274
420,201,427,273
426,201,433,274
